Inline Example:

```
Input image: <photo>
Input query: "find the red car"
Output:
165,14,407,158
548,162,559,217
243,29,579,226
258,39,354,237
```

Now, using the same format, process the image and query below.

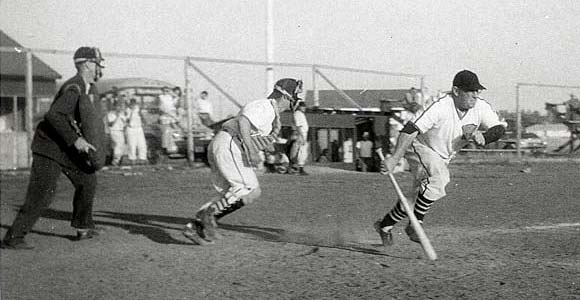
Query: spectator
125,98,148,165
342,137,353,163
107,101,127,166
158,86,178,155
565,94,580,120
289,101,309,175
196,91,214,127
355,131,374,172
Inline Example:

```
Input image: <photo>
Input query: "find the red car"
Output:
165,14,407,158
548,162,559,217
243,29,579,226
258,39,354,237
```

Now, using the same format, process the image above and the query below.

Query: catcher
375,70,506,246
183,78,303,245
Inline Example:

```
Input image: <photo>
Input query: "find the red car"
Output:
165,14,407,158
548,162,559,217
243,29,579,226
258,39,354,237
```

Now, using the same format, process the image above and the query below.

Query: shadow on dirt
219,223,414,259
4,207,415,258
32,209,191,245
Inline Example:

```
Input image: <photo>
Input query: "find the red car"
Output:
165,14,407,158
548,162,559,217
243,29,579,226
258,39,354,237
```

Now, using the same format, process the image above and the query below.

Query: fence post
515,84,522,161
184,57,195,163
25,50,34,167
312,65,319,108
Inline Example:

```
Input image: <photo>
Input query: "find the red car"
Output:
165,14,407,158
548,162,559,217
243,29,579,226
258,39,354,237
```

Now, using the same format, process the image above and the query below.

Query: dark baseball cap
453,70,485,91
74,47,105,67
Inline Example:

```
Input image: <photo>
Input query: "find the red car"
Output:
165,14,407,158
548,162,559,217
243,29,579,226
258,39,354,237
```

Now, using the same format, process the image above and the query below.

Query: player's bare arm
383,122,419,173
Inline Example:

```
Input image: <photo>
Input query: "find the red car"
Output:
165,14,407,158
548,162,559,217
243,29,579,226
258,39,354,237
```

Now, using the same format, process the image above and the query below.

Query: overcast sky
2,0,580,116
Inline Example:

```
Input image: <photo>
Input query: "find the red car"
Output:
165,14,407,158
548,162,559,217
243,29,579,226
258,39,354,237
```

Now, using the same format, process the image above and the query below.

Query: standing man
196,91,214,128
182,78,303,245
158,86,178,155
125,98,148,165
355,132,374,172
2,47,107,249
106,101,127,166
374,70,506,246
289,101,309,175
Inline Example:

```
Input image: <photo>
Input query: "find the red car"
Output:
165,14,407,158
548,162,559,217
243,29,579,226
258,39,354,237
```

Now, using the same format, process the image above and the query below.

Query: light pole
266,0,274,94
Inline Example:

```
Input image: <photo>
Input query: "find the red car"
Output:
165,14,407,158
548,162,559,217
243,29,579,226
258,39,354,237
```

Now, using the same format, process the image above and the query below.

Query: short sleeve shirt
197,98,213,115
241,98,276,136
413,94,502,159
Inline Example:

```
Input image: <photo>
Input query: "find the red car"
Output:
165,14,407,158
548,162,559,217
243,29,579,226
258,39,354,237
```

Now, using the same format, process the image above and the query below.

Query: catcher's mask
272,78,303,110
74,46,105,81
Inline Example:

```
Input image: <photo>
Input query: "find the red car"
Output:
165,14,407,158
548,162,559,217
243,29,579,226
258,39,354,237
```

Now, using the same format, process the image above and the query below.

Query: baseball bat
375,149,438,261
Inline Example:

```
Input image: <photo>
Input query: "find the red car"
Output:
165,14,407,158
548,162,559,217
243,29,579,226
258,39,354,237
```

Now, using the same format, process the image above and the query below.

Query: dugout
280,108,394,167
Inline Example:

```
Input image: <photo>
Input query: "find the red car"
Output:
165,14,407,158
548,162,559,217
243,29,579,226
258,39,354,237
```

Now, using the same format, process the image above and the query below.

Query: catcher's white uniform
183,78,302,245
207,98,279,208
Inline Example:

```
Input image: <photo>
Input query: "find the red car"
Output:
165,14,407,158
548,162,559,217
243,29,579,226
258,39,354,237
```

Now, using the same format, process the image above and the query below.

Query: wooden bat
376,149,438,261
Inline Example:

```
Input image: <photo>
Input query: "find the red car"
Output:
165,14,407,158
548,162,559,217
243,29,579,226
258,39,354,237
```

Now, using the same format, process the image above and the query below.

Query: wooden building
279,88,411,168
0,30,62,169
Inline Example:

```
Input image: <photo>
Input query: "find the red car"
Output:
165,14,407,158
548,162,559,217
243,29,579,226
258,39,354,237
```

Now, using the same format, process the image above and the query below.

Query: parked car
463,131,548,152
144,125,212,164
496,131,547,151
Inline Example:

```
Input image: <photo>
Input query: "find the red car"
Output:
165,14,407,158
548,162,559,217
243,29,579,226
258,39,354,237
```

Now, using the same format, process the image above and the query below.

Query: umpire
2,47,107,250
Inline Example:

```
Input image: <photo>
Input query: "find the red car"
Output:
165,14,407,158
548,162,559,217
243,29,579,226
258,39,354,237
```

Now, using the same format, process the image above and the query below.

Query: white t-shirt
159,94,177,115
413,94,502,159
293,110,309,138
126,106,143,128
241,98,277,136
107,111,126,131
197,98,213,115
356,140,374,158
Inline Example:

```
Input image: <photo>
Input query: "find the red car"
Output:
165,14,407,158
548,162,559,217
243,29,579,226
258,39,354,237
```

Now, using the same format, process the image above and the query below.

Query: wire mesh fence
0,46,425,168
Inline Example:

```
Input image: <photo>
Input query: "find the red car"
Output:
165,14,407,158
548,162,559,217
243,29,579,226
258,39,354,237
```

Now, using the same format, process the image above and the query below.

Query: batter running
375,70,506,246
183,78,303,245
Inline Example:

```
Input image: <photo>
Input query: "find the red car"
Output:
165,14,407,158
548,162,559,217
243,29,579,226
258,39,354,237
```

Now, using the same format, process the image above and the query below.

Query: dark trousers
4,154,97,240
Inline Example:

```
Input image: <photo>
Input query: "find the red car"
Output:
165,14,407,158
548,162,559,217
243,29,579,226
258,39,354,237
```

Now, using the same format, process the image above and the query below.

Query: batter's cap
453,70,485,91
73,47,105,68
273,78,303,102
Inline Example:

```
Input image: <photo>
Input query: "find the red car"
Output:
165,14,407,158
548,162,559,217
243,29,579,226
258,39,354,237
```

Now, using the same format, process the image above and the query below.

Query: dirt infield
1,161,579,300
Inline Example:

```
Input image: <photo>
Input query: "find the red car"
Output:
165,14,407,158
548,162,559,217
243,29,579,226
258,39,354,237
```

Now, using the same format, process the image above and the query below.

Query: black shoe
298,168,309,175
182,220,213,246
404,222,421,244
373,221,394,247
75,228,103,241
1,238,35,250
197,207,221,241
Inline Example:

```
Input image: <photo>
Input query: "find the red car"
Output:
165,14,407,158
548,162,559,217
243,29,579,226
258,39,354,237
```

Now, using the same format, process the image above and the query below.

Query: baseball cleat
197,206,222,241
183,221,213,246
75,227,104,241
404,222,421,243
374,221,394,246
1,238,35,250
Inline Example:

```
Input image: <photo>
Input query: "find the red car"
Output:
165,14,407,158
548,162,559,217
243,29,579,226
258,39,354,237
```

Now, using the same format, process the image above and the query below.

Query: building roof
0,30,61,80
94,77,177,94
304,89,409,109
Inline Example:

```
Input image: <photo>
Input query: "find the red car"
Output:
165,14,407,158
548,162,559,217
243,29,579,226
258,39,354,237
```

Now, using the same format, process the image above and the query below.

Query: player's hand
472,132,486,146
74,137,96,153
381,156,398,174
249,151,262,168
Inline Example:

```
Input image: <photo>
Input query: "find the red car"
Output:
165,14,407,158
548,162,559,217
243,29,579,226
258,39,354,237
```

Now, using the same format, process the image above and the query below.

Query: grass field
1,161,579,299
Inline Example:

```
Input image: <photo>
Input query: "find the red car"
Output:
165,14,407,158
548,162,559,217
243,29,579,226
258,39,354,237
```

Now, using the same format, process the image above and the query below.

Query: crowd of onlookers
102,91,149,166
100,86,214,166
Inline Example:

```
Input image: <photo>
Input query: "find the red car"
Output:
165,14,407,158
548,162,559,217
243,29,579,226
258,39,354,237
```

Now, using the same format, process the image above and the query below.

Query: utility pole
266,0,274,94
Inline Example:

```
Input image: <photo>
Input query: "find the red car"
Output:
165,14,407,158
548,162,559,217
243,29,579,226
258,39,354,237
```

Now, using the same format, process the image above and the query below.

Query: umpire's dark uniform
3,71,106,246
